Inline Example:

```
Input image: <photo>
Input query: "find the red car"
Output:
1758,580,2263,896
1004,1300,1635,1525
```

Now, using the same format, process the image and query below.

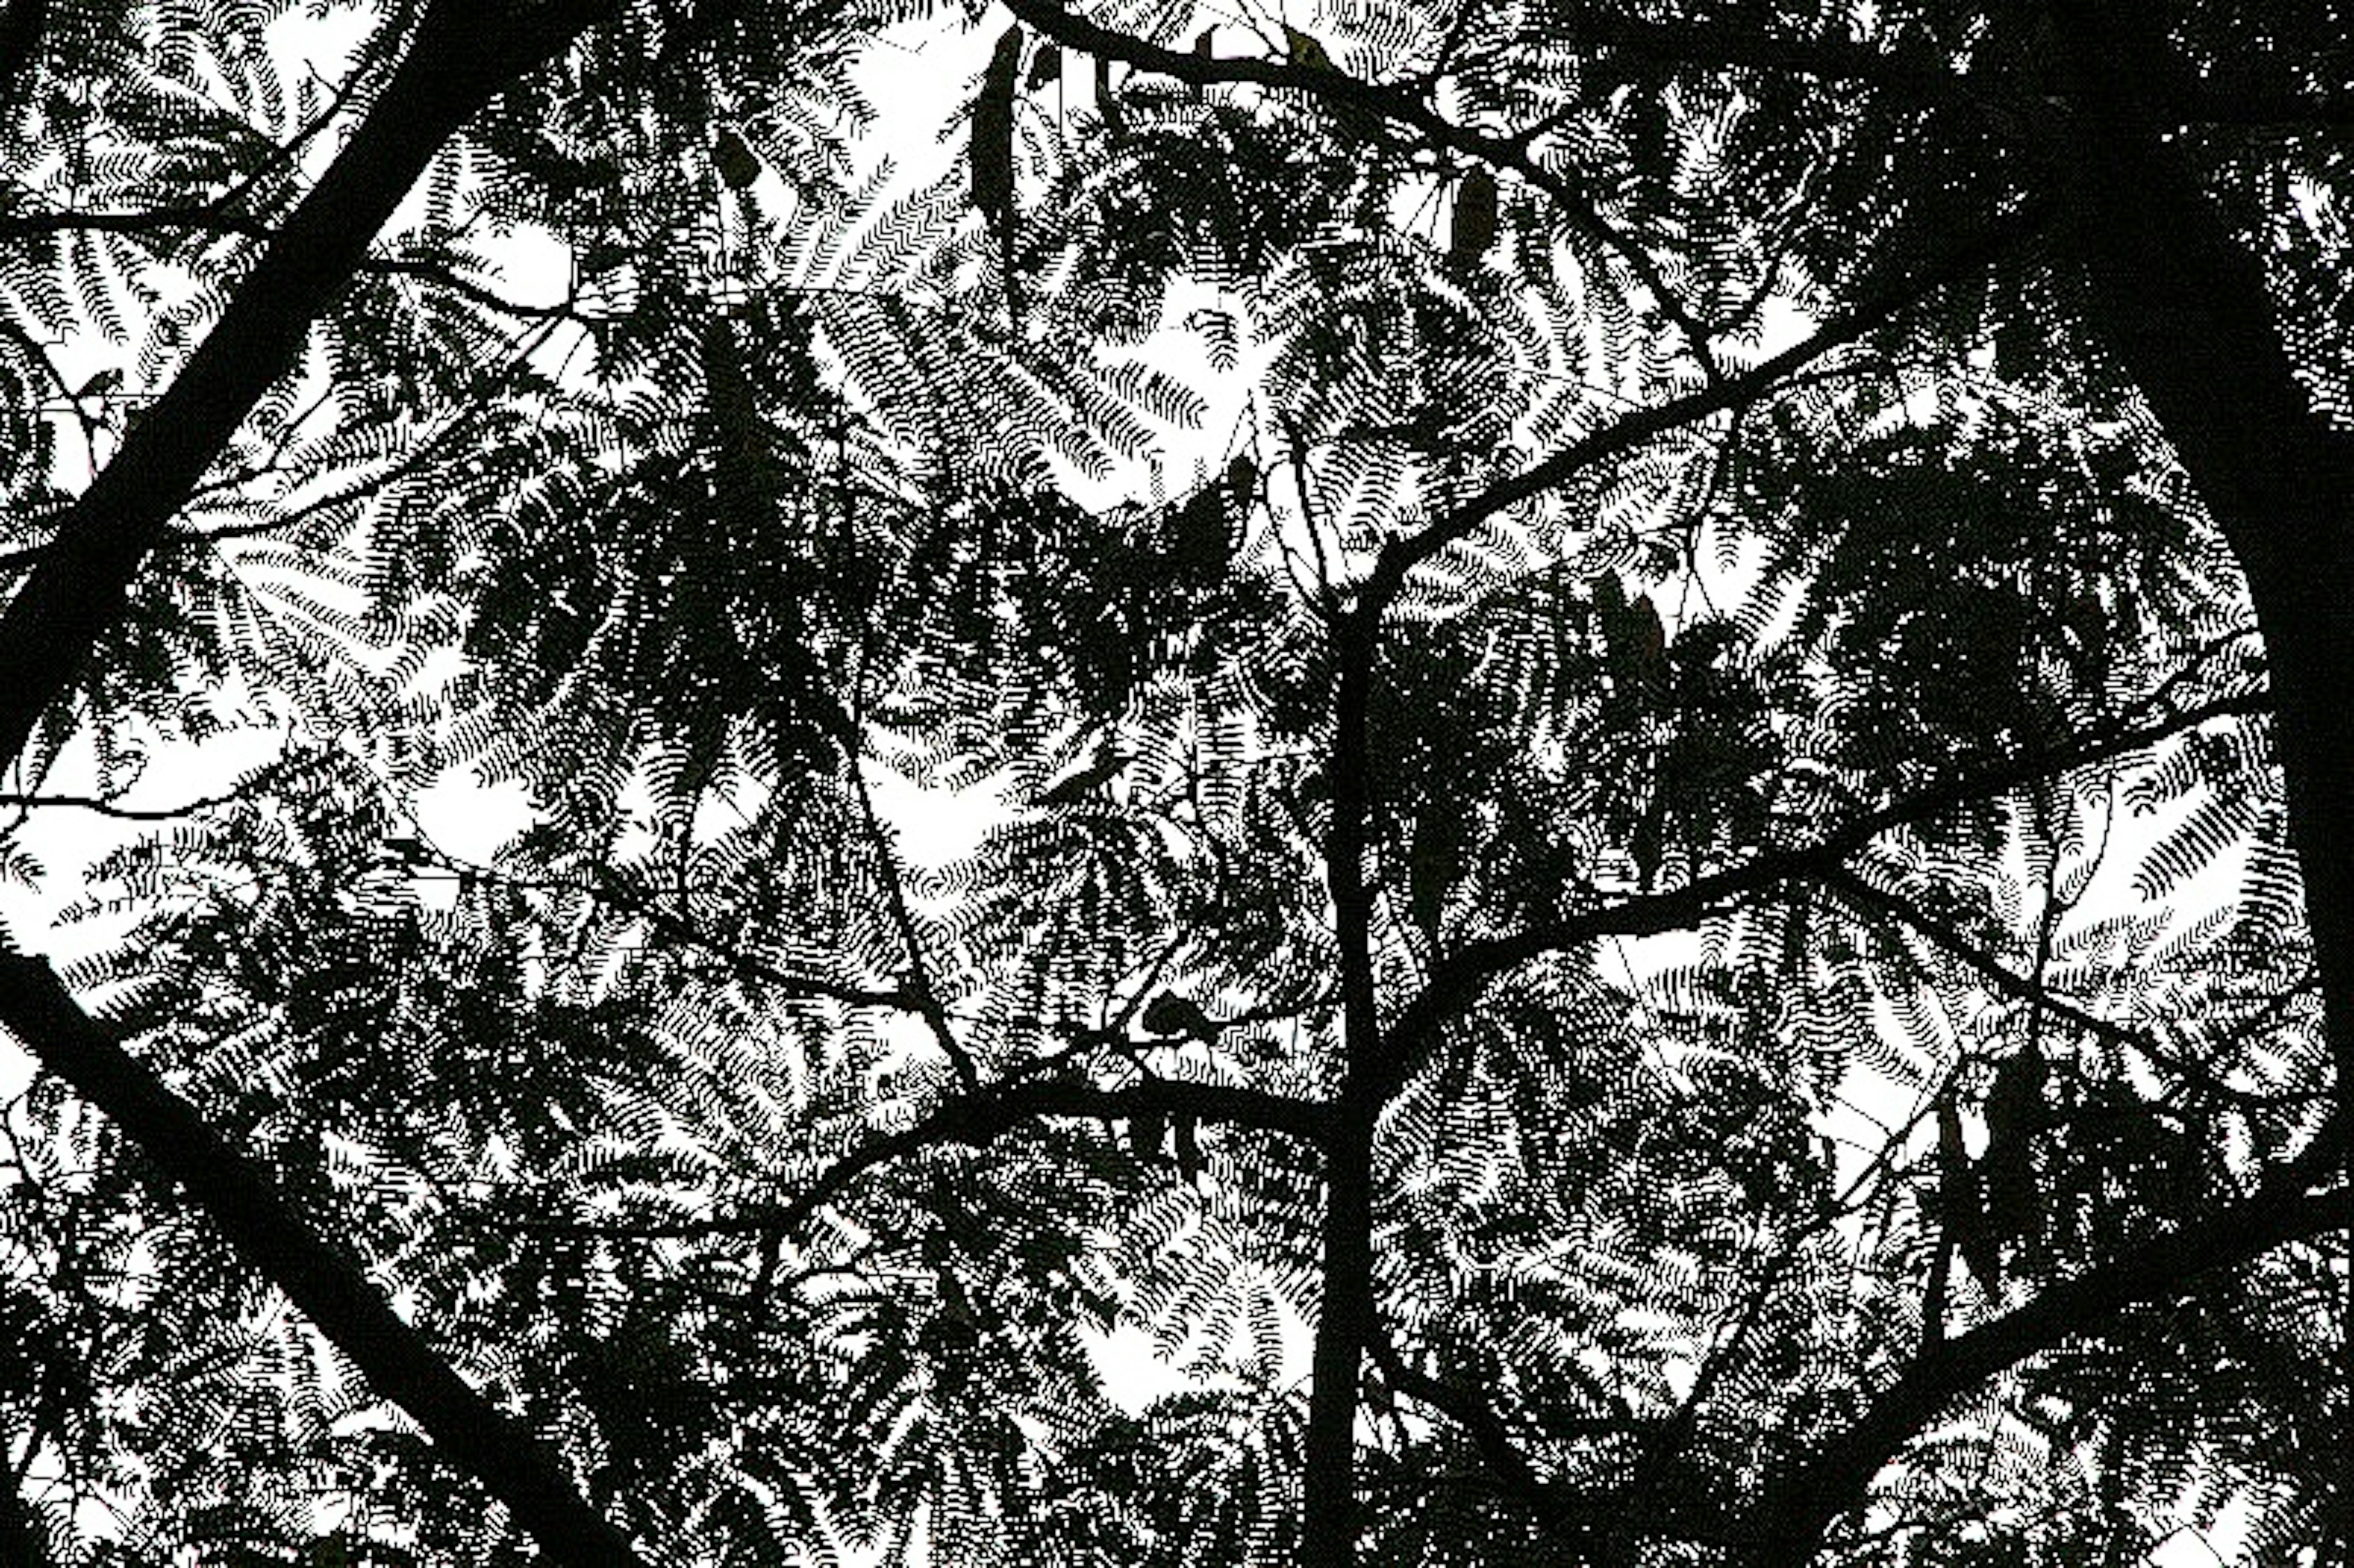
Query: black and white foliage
0,1,2348,1565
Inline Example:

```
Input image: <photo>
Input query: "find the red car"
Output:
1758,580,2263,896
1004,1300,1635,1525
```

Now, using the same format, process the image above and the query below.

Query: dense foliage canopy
0,0,2348,1564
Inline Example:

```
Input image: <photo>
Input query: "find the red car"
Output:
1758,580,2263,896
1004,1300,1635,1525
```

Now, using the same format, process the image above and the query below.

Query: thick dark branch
996,0,1723,375
0,954,647,1567
1740,1178,2354,1561
1297,338,1401,1566
517,1074,1334,1243
0,0,595,770
1355,200,2047,623
785,1072,1333,1217
0,3,641,1559
0,1482,41,1568
1385,691,2268,1095
1299,1107,1379,1568
2050,0,2354,1461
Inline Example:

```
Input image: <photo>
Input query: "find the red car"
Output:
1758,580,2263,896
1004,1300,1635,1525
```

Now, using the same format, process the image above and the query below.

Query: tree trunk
1745,4,2354,1555
2049,0,2354,1087
1297,607,1390,1568
1298,1103,1377,1568
2047,8,2354,1545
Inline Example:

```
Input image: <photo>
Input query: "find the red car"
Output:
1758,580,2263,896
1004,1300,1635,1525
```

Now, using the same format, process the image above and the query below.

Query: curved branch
1740,1177,2354,1562
1354,198,2049,625
1382,690,2268,1097
1363,1326,1572,1513
0,788,248,820
514,1073,1334,1243
768,1073,1332,1233
996,0,1725,376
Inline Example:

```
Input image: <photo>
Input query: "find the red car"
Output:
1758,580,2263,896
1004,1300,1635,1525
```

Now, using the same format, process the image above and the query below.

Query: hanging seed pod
1984,1045,2050,1156
1173,1114,1203,1186
1225,452,1258,509
1450,166,1499,266
1143,991,1215,1040
1168,484,1229,584
1939,1097,2002,1295
1981,1046,2048,1246
713,125,761,190
970,26,1022,223
973,25,1026,323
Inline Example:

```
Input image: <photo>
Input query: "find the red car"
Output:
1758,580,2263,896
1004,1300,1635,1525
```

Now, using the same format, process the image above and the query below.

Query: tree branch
2049,0,2354,1448
0,0,593,770
1383,691,2268,1097
1739,1176,2354,1561
1354,197,2049,625
0,2,646,1559
577,860,921,1014
996,0,1726,377
1363,1326,1576,1519
1531,6,1958,93
0,783,264,821
510,1073,1334,1243
1297,557,1385,1567
0,953,647,1567
843,748,980,1091
1818,867,2157,1058
359,254,589,321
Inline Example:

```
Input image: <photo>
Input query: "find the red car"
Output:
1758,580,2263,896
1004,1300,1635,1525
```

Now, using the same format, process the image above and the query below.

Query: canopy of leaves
0,0,2344,1564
